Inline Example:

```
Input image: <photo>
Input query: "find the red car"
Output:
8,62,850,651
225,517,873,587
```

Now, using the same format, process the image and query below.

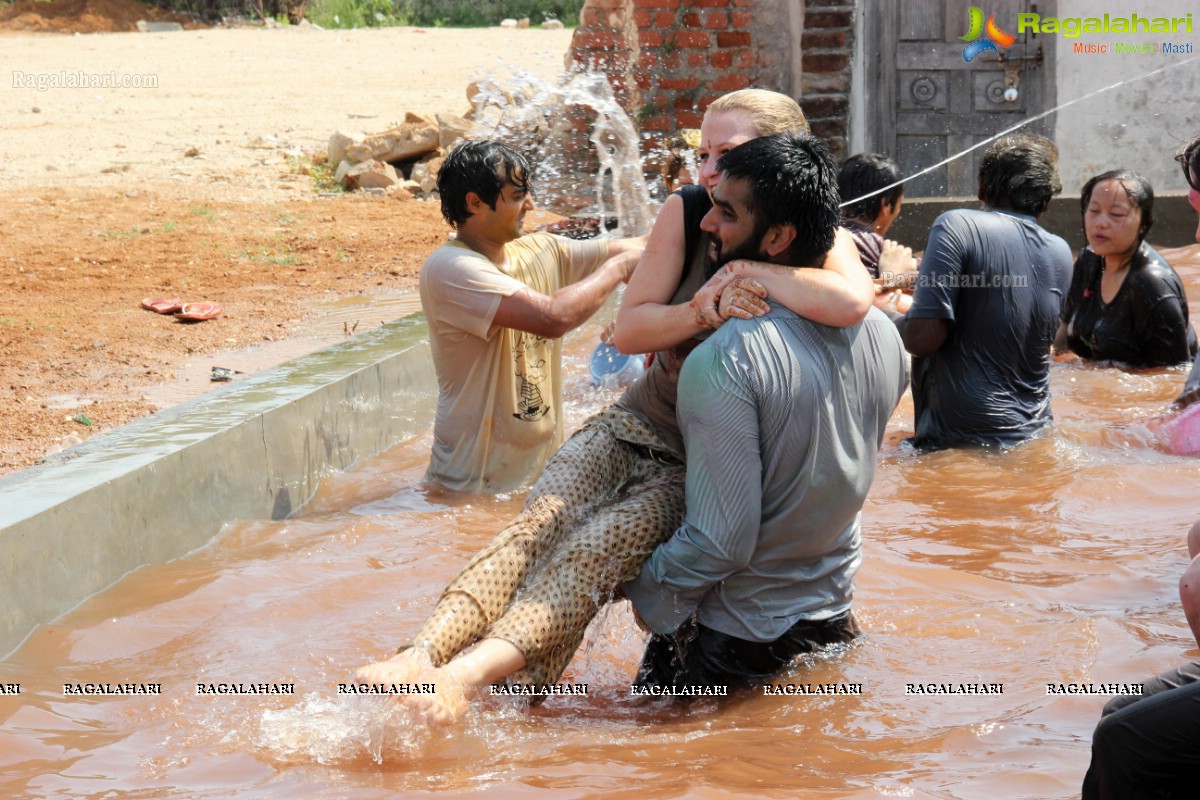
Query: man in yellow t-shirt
420,140,645,493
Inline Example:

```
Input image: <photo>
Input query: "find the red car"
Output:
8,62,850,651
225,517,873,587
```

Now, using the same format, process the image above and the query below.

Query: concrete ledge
888,192,1198,252
0,314,436,658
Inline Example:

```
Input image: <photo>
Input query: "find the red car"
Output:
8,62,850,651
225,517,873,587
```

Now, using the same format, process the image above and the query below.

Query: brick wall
568,0,856,162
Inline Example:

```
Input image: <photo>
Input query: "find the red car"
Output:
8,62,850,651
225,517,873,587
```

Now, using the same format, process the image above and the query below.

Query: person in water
837,152,918,315
624,131,909,691
419,139,645,494
355,89,876,723
1080,520,1200,799
1173,135,1200,408
1053,170,1197,367
884,132,1073,449
1081,134,1200,799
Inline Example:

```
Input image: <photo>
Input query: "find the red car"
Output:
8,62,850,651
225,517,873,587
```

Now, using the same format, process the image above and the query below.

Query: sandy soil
0,20,576,475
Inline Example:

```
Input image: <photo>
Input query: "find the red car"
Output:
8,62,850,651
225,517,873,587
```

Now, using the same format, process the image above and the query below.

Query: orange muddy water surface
1,247,1199,799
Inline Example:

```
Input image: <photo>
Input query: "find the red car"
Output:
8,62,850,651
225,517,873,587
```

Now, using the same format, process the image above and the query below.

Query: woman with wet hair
1054,169,1197,367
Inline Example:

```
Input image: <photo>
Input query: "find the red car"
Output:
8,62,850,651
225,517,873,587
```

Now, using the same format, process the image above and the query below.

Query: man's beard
710,222,770,272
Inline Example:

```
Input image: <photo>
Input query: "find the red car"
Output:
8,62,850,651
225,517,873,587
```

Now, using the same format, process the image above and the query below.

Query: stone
328,130,365,164
136,21,183,32
344,142,374,163
517,18,530,28
342,160,398,191
361,113,439,163
500,19,518,28
333,159,354,185
435,113,477,150
542,19,564,30
398,179,422,194
410,151,445,193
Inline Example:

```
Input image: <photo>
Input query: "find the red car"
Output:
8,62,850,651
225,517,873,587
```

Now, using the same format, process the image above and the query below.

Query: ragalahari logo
961,7,1017,62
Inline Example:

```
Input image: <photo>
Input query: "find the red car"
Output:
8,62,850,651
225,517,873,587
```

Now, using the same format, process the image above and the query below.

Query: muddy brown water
2,245,1199,799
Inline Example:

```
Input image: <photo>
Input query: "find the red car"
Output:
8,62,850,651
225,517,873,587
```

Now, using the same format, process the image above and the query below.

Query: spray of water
842,53,1200,208
256,691,429,764
466,66,657,237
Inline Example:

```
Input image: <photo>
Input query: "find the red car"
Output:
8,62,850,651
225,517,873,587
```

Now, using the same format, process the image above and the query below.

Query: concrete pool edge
0,314,437,658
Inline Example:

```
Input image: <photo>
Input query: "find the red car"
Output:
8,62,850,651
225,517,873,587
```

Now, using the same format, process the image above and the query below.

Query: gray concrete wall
887,192,1198,253
0,315,436,658
1052,0,1199,194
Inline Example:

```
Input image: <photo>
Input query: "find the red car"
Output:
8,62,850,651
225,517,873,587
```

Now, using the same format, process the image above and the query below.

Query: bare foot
401,661,471,726
355,647,434,686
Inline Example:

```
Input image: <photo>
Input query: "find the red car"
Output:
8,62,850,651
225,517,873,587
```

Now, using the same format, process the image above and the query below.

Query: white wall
1052,0,1199,194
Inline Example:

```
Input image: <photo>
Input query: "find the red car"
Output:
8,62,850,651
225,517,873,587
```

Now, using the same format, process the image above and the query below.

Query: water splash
466,66,657,237
256,692,429,764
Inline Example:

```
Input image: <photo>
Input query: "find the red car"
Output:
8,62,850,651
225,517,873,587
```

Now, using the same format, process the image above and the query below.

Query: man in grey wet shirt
888,133,1072,448
623,132,909,690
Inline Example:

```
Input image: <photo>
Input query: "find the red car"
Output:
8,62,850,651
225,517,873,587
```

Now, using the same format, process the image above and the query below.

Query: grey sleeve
623,337,763,634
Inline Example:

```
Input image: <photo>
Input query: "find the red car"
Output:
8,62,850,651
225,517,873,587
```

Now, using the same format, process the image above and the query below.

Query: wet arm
721,227,874,327
612,195,706,354
492,249,639,339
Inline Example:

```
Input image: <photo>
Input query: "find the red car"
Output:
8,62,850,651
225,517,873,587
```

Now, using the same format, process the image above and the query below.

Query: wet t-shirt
907,208,1072,449
1060,244,1197,367
420,234,609,493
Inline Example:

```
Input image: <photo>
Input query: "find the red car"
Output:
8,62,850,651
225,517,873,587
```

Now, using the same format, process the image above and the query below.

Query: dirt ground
0,10,576,475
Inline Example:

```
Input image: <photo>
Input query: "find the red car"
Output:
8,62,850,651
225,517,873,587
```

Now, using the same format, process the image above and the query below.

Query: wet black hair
437,140,533,229
1080,169,1155,269
977,132,1062,217
838,153,903,223
1176,134,1200,191
716,131,840,266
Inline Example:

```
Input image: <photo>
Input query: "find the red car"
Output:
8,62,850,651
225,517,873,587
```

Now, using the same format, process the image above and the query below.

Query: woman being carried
356,89,875,723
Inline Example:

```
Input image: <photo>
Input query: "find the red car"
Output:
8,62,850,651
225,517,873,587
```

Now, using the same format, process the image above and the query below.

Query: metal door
862,0,1057,197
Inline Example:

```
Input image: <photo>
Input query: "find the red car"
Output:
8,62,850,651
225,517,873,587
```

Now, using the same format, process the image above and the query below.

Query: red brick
637,51,659,70
655,10,675,26
661,52,682,70
803,51,849,72
678,11,697,26
575,29,617,49
716,30,751,47
638,29,663,48
671,29,711,48
588,0,628,7
696,0,729,6
801,95,848,118
711,73,750,91
580,7,602,27
732,10,752,26
805,11,852,28
634,73,653,90
808,118,846,138
633,10,652,27
732,0,757,6
634,0,679,8
641,113,672,132
734,48,755,68
804,29,848,48
674,94,697,110
710,50,733,68
697,94,720,110
660,76,698,90
688,52,708,67
705,11,729,28
676,110,704,128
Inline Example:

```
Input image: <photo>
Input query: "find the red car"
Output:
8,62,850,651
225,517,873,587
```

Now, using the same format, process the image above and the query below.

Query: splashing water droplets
467,66,656,237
